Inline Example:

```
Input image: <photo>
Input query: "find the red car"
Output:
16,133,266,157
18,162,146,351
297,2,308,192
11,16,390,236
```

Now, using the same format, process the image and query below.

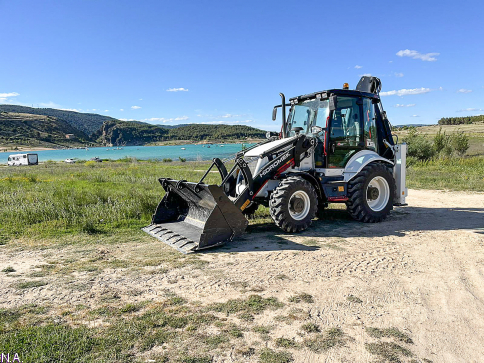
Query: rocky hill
0,104,267,148
0,105,116,136
0,111,91,149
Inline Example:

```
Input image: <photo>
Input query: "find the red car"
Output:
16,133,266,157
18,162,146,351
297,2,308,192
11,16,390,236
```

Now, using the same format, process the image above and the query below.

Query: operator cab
283,76,394,170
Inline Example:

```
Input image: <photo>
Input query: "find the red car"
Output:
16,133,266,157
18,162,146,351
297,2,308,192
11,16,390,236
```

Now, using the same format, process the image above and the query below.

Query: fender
343,150,393,182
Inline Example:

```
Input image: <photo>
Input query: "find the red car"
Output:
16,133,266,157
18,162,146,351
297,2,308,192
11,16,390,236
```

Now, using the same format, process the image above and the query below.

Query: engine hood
244,136,297,157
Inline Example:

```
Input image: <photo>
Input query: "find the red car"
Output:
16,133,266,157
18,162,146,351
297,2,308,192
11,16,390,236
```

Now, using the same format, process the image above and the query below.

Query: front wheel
242,202,259,219
346,163,395,223
269,176,318,233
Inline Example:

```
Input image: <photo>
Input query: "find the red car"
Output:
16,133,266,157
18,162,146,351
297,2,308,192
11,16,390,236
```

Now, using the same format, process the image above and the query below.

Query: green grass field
1,157,483,245
0,158,481,362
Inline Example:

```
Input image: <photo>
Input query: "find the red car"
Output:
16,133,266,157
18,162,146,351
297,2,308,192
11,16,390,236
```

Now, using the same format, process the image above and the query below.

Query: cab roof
289,89,379,104
289,76,382,104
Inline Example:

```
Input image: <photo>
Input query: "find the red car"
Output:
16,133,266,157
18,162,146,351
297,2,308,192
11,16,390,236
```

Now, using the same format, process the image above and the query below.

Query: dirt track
1,189,484,362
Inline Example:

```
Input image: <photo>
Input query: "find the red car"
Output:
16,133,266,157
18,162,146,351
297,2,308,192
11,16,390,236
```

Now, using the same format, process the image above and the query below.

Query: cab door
327,97,364,168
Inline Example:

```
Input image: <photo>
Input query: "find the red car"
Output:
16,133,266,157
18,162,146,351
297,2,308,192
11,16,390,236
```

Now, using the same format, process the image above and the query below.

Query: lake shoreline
0,138,264,153
0,143,255,164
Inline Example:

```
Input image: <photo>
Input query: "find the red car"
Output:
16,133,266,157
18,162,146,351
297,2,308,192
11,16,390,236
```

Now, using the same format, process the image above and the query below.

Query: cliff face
95,121,168,146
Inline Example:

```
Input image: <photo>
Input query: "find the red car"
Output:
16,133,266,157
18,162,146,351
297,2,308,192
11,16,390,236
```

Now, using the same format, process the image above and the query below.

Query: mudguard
343,150,393,182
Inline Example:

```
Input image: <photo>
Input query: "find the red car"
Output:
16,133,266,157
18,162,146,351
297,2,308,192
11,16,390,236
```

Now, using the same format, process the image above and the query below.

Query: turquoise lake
0,143,253,164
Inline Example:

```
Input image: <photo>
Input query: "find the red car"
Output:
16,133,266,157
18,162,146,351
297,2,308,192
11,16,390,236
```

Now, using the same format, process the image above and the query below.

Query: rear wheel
269,176,318,232
346,163,395,223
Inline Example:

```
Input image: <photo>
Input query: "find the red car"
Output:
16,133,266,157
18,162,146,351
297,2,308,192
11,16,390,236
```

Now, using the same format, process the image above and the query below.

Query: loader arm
143,133,315,253
221,134,315,211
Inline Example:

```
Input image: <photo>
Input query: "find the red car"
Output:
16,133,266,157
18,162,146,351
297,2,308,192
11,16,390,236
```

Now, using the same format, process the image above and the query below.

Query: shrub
178,157,186,162
405,129,435,160
162,158,172,163
451,130,469,156
433,127,449,154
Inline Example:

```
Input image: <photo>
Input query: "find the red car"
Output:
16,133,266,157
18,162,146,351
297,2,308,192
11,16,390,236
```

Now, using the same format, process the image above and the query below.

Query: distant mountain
93,120,266,146
0,111,90,148
0,105,267,148
0,104,117,136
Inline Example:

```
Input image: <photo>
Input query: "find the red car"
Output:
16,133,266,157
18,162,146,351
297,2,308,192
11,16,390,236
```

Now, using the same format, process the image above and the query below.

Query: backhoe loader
143,76,407,253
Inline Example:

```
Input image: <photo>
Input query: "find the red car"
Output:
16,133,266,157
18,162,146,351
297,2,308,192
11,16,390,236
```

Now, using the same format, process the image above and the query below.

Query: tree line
438,115,484,125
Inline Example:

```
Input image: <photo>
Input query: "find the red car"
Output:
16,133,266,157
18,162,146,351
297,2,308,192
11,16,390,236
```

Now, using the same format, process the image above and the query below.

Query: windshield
287,99,329,137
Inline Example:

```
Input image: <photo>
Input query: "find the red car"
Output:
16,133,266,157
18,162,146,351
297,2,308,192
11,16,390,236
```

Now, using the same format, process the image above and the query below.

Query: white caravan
7,153,39,166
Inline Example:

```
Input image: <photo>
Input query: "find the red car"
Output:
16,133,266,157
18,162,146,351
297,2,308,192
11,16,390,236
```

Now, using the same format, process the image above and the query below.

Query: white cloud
120,109,124,111
380,87,431,97
166,88,189,92
144,116,189,123
38,101,62,108
104,110,109,112
457,108,483,112
394,72,404,77
200,120,253,125
354,65,362,69
457,89,472,93
394,104,416,108
411,115,420,117
0,92,20,103
0,92,20,98
396,49,439,62
220,113,243,118
360,73,372,77
139,98,143,101
60,108,81,112
131,106,141,109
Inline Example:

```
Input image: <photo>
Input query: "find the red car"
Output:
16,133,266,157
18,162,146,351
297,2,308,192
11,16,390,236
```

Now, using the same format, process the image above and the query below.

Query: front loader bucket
142,178,248,253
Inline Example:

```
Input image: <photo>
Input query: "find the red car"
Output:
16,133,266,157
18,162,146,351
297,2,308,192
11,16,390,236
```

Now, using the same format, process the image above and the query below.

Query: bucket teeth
142,224,199,254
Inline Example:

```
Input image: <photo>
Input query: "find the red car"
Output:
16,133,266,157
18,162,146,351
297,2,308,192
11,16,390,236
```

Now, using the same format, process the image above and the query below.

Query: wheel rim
366,176,390,212
288,191,311,220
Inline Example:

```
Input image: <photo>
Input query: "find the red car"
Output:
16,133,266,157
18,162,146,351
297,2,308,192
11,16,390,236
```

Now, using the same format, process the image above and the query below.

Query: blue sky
1,0,483,131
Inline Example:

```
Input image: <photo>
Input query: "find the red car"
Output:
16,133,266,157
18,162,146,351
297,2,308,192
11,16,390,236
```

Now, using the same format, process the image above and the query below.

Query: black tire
269,176,318,233
242,202,259,219
346,163,396,223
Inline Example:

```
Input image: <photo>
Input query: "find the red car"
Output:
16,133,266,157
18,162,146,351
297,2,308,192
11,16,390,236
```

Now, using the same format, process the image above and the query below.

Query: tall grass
0,157,482,244
0,161,221,241
407,156,484,191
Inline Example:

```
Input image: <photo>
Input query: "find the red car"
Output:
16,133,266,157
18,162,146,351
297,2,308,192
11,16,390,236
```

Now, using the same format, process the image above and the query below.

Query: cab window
287,99,329,137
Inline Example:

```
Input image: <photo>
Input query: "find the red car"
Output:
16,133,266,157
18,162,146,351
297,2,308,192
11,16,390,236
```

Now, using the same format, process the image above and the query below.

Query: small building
65,134,76,139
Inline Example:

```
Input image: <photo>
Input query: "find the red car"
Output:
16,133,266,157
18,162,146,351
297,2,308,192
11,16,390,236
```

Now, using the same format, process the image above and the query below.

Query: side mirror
329,95,337,111
272,107,277,121
266,131,278,139
311,126,324,134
